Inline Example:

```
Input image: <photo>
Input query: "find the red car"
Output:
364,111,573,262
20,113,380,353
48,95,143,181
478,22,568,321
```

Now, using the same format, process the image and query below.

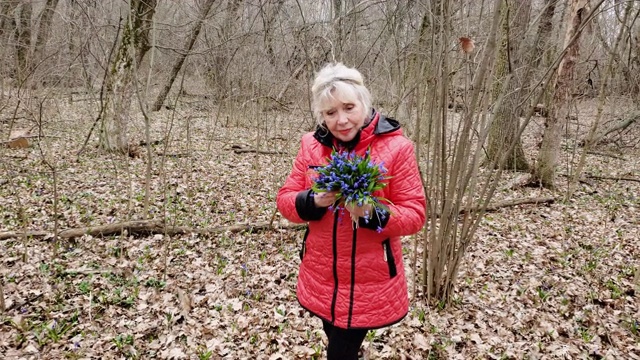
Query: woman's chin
332,132,356,142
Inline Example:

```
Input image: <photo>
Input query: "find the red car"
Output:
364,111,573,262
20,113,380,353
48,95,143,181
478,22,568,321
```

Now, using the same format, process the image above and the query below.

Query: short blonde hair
311,63,372,126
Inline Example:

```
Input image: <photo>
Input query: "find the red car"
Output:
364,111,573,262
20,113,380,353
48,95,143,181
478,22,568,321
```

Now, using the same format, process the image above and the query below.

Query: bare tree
532,0,591,188
151,0,216,111
207,0,244,99
332,0,344,58
14,0,31,83
519,0,557,111
31,0,60,75
100,0,157,153
261,0,285,67
486,0,531,171
423,0,506,303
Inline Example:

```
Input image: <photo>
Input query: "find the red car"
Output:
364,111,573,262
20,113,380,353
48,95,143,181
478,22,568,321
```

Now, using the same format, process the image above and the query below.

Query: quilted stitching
277,114,426,329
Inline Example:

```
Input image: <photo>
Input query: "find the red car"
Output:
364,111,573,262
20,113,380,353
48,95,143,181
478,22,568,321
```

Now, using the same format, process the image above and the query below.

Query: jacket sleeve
277,137,327,223
365,140,426,237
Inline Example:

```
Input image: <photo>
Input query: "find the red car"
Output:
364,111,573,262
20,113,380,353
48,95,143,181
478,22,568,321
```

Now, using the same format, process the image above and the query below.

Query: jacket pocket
382,239,397,278
300,227,310,260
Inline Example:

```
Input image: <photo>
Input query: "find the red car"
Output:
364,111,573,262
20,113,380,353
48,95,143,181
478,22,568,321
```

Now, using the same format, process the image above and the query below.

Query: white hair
311,63,372,126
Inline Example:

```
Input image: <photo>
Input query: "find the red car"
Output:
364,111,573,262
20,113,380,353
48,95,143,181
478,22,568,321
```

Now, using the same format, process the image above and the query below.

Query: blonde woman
277,63,426,359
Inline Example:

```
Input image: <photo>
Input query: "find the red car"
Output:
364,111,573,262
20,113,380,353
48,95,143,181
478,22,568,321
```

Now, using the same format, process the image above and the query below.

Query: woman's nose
337,111,348,124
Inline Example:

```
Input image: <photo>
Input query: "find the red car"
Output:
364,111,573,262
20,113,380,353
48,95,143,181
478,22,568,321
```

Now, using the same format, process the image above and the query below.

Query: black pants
322,320,368,360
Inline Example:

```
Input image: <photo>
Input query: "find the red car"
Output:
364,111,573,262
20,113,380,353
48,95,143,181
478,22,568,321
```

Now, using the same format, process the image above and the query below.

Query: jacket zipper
347,226,357,327
382,239,398,278
330,211,339,323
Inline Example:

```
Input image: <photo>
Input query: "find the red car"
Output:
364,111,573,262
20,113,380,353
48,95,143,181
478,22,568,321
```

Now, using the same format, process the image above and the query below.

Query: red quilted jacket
277,112,426,329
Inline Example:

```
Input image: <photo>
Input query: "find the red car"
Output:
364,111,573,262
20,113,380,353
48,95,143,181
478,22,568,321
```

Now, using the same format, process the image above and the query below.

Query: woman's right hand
313,191,339,208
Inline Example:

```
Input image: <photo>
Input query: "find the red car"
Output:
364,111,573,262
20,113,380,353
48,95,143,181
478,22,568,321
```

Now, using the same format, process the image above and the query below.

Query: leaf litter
0,99,639,359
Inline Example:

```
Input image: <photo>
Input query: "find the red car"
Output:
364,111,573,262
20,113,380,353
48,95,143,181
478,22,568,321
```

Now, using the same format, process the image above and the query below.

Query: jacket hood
313,109,402,150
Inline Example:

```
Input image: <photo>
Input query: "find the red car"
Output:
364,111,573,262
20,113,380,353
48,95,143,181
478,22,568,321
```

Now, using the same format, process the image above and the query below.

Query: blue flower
376,226,383,233
311,148,392,219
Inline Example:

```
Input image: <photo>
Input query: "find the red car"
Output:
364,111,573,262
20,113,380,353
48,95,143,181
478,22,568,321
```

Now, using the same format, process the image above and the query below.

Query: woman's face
321,93,366,142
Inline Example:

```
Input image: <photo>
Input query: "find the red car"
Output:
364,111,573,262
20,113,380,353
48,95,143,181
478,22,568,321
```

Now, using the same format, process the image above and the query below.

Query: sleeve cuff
295,190,327,221
358,207,390,232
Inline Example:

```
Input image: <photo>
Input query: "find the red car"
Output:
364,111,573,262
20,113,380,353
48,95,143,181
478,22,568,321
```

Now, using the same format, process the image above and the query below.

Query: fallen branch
0,198,563,241
0,282,4,312
232,148,286,155
0,220,163,241
586,150,625,160
155,152,189,158
0,220,306,241
583,111,639,146
5,293,44,312
586,174,640,183
168,221,305,235
460,196,556,213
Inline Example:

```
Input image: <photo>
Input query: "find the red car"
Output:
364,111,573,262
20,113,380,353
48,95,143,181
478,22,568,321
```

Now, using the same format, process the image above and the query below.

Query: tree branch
0,220,306,241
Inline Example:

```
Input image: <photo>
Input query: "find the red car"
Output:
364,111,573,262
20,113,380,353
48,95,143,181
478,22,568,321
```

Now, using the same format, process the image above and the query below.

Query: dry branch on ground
0,220,306,241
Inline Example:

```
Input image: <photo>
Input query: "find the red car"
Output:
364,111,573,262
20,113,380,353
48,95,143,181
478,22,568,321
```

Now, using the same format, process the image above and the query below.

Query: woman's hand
345,203,373,219
313,191,339,208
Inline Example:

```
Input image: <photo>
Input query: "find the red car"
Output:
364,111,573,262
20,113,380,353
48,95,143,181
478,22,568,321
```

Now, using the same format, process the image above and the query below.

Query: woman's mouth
339,129,352,134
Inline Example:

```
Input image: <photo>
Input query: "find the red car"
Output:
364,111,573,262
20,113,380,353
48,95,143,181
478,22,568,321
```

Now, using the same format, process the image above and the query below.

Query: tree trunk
67,0,92,87
14,0,31,84
0,1,18,38
31,0,59,72
209,0,243,99
532,0,588,188
151,0,215,111
519,0,557,111
100,0,157,153
0,1,18,80
332,0,343,58
262,0,285,67
131,0,157,66
486,0,530,171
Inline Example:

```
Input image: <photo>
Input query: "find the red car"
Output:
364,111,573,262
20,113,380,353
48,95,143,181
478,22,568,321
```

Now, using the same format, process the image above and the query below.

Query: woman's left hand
345,203,373,219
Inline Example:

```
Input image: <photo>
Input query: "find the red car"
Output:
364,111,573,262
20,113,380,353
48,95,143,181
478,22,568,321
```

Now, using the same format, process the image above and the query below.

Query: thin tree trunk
532,0,588,188
32,0,59,71
486,0,530,171
0,1,19,38
566,2,633,200
262,0,285,67
332,0,343,58
209,0,243,99
151,0,215,111
519,0,557,112
14,0,31,83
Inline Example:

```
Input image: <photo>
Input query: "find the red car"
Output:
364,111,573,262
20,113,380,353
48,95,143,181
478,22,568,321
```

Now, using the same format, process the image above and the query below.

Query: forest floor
0,96,639,359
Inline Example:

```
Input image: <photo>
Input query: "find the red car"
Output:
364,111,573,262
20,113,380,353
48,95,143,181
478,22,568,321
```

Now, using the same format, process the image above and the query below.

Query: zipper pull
383,243,388,262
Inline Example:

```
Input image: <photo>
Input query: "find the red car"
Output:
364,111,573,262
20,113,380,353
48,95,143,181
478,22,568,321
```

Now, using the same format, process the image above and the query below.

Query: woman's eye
326,110,336,116
345,105,355,111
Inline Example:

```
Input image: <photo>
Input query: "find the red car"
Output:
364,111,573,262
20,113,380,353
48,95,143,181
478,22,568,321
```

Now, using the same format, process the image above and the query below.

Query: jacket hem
297,299,408,331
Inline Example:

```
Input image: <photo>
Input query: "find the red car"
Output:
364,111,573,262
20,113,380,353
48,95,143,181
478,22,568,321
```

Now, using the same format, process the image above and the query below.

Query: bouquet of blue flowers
311,149,391,225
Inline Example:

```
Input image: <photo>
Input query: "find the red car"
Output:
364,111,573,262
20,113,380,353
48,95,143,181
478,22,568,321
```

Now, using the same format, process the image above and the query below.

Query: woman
277,63,426,359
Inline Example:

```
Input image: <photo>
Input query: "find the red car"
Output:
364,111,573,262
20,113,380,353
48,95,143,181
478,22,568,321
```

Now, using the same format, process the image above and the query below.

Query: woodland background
0,0,639,359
